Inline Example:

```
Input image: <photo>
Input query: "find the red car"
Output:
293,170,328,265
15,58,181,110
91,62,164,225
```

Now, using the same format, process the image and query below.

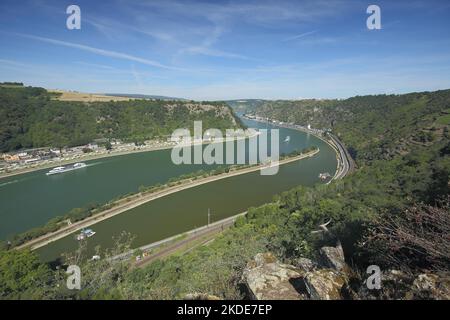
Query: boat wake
86,161,103,167
0,179,19,188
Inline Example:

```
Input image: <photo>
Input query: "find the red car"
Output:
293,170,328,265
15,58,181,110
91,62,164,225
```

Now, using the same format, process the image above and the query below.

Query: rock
411,273,450,300
184,293,221,300
318,244,347,272
293,257,317,272
382,269,412,286
304,269,347,300
242,253,307,300
413,274,437,291
376,270,450,300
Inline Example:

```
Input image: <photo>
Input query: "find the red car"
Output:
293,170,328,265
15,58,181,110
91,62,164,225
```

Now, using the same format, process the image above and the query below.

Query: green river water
0,117,337,262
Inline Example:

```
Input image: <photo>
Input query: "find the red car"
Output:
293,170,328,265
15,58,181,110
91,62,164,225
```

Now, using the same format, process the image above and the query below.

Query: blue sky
1,0,450,100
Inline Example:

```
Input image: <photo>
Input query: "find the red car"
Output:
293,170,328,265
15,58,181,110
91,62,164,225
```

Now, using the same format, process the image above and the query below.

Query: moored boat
319,172,331,180
76,228,96,241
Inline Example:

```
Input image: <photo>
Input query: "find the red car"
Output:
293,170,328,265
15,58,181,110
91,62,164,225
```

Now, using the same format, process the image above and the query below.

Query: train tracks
328,133,355,180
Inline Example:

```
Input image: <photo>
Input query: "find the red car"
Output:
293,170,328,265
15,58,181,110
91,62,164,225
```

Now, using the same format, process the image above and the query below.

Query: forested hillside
1,89,449,299
226,99,267,114
253,91,450,163
0,86,239,152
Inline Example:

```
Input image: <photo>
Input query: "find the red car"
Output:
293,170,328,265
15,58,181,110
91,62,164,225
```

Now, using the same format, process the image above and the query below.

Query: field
49,90,133,102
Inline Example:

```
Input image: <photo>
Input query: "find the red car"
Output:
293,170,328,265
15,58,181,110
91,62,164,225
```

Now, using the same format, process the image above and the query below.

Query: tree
105,141,112,151
0,249,52,299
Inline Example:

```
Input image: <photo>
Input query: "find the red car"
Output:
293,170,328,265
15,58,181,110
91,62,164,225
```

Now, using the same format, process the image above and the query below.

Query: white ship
284,136,291,142
76,229,96,241
46,162,87,175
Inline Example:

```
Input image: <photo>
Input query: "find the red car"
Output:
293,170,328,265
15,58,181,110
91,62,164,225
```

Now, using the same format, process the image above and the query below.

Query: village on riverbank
0,129,260,179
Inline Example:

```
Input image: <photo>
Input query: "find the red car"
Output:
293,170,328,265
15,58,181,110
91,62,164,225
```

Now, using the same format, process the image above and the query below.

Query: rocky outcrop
241,253,307,300
293,257,317,272
318,243,347,272
304,269,347,300
242,251,348,300
242,246,450,300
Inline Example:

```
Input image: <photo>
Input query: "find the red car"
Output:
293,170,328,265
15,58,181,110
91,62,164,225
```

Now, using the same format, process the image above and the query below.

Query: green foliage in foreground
0,86,239,152
0,249,53,299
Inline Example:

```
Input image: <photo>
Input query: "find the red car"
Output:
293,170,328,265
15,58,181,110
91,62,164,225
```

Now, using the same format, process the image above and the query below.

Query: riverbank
0,131,259,180
242,115,352,182
17,148,319,251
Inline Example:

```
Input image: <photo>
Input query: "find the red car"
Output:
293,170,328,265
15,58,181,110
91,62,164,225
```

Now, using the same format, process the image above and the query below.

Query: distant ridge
105,93,187,101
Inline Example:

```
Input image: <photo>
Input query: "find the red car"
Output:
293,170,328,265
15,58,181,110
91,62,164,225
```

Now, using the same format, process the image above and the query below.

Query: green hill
251,91,450,163
0,86,240,152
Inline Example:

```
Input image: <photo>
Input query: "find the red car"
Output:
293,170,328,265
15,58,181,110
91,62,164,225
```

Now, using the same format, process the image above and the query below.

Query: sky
1,0,450,100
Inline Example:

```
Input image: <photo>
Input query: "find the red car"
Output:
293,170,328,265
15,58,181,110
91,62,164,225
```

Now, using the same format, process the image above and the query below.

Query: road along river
0,117,337,262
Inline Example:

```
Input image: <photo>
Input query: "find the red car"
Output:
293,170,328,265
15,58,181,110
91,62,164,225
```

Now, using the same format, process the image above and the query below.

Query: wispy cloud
0,58,29,68
12,32,184,71
74,61,169,80
74,61,116,70
181,46,251,60
283,30,318,42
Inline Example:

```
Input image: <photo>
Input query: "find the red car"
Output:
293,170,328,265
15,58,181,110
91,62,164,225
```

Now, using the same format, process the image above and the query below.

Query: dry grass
49,90,132,102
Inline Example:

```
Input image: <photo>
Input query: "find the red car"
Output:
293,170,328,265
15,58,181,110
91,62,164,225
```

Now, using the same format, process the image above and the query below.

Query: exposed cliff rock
241,253,307,300
318,243,348,272
293,257,317,272
242,252,348,300
242,247,450,300
304,269,347,300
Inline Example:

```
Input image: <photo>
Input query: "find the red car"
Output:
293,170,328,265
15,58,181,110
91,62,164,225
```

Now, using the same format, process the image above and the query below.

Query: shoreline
19,149,319,251
243,116,344,181
0,132,258,180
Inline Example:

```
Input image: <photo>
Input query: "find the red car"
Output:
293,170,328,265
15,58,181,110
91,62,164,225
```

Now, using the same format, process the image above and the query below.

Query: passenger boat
46,162,87,175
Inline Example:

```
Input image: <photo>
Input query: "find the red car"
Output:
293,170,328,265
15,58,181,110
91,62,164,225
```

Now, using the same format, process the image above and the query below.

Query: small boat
284,136,291,143
46,162,87,175
76,228,96,241
319,172,331,180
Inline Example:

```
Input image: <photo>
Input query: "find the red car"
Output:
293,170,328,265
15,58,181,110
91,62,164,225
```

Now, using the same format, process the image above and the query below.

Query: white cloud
14,32,184,71
283,30,318,42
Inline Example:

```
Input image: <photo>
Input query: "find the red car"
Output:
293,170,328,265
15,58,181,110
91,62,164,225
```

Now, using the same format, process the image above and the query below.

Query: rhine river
0,117,337,262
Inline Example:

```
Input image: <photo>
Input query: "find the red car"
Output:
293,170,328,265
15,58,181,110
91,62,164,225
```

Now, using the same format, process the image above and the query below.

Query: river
0,117,337,262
